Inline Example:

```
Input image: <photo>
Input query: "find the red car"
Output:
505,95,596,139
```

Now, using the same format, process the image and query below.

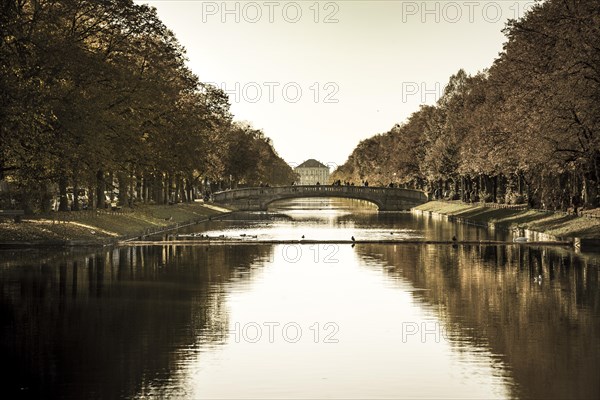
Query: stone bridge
212,185,429,211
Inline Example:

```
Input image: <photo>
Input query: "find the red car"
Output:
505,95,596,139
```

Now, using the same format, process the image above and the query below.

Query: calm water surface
1,199,599,399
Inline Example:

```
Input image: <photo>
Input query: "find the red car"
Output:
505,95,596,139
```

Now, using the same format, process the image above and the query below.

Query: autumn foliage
333,0,600,210
0,0,295,212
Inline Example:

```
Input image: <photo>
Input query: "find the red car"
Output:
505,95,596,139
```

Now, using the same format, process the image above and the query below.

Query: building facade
295,159,330,185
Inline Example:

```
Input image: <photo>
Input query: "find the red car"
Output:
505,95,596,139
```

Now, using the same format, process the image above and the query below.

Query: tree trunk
179,178,186,203
186,177,194,202
108,172,115,204
497,174,506,203
493,175,498,203
89,184,96,209
165,173,171,204
593,151,600,207
129,170,136,206
117,172,128,207
153,173,163,204
137,173,143,203
58,174,69,211
174,177,181,203
72,177,81,211
96,170,106,209
40,182,52,213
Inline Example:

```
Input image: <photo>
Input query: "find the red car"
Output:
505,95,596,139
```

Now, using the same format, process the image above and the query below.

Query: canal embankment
0,202,231,248
413,200,600,250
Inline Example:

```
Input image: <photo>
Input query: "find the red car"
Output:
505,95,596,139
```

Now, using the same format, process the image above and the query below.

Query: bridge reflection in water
0,245,600,398
1,212,599,398
212,185,429,211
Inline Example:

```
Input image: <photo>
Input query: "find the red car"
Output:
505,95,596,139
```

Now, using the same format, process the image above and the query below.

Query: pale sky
137,0,535,169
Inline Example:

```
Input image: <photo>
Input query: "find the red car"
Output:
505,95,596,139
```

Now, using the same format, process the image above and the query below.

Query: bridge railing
213,185,428,202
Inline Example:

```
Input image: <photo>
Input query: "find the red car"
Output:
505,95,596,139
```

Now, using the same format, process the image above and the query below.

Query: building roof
296,159,328,169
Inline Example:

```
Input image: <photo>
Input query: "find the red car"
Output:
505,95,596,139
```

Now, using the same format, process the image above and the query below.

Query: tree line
333,0,599,210
0,0,295,212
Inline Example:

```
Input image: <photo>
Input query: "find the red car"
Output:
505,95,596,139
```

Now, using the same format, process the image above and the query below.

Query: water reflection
0,245,272,399
356,244,600,399
183,243,513,399
180,198,511,242
0,199,598,399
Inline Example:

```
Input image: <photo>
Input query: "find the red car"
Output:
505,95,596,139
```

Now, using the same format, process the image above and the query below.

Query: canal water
1,199,599,399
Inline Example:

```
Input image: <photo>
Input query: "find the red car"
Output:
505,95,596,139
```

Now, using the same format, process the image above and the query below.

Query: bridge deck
212,185,429,211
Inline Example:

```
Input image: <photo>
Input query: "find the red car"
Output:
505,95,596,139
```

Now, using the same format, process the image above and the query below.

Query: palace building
295,159,330,185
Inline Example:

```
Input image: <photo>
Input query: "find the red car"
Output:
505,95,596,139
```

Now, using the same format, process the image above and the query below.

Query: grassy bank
0,203,230,245
414,201,600,239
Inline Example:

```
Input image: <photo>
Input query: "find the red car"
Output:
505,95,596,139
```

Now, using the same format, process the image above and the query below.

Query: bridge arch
262,193,384,210
212,185,428,212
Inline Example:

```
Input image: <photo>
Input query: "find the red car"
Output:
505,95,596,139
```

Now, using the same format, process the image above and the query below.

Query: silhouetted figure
301,235,305,239
452,235,457,242
351,236,355,242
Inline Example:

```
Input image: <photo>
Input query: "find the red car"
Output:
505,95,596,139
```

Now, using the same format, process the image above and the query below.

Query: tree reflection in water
356,244,600,400
2,239,598,399
0,245,273,399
